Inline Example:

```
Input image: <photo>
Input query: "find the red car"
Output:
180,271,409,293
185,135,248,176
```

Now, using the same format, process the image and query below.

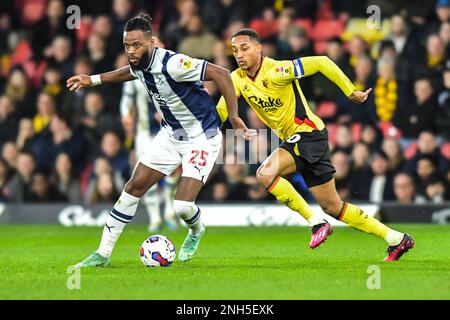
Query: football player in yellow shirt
217,29,414,261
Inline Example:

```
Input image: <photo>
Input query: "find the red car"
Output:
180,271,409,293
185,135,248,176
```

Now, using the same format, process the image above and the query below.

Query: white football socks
97,191,140,258
173,200,203,235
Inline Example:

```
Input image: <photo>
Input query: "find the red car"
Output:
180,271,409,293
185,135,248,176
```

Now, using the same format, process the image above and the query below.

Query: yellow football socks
268,176,323,226
338,202,404,245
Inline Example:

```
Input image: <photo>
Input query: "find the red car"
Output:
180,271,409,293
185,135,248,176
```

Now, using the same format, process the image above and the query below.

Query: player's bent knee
173,200,195,217
256,165,276,189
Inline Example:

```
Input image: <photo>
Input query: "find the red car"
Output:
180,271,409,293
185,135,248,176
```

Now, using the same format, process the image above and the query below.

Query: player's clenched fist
66,75,93,92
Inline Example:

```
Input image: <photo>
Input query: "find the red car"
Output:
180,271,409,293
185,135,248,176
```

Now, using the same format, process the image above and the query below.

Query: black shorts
280,129,336,188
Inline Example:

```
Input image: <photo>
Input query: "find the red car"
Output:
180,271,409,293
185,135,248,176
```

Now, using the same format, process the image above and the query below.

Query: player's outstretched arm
204,63,256,140
66,66,135,92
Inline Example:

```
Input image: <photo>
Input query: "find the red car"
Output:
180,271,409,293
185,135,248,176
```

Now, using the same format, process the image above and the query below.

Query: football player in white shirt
67,14,255,267
120,77,180,233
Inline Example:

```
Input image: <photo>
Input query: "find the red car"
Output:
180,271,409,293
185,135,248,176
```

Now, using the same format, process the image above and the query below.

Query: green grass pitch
0,224,449,299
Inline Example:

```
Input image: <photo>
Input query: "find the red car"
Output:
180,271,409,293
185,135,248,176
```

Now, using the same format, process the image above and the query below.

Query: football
140,235,176,267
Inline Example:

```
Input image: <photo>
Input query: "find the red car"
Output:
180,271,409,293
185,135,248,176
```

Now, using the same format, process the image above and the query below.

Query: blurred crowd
0,0,449,205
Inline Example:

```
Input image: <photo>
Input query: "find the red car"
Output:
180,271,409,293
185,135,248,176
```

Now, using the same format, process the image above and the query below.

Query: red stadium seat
21,0,47,26
311,20,345,41
404,143,418,160
10,40,33,65
315,101,336,119
76,17,94,53
351,122,362,142
440,142,450,159
249,19,278,39
326,123,338,146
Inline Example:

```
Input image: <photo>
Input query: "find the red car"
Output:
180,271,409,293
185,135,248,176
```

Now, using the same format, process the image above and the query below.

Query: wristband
90,74,102,86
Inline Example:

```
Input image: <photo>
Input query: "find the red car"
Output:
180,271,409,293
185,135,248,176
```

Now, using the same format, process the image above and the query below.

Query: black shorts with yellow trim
279,129,336,188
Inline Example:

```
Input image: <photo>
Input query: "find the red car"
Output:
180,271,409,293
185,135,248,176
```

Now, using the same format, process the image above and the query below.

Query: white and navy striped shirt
129,47,221,140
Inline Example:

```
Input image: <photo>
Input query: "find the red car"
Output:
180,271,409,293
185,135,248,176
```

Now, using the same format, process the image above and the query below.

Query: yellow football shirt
216,56,356,141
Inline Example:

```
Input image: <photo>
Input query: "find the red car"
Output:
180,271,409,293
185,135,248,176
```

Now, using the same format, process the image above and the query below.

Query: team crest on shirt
276,66,291,77
262,80,269,88
178,58,193,70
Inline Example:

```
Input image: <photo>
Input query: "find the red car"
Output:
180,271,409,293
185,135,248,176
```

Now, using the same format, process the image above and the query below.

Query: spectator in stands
0,95,18,146
393,172,426,204
16,118,34,151
178,15,219,60
211,182,229,202
61,57,94,122
0,158,11,201
30,0,76,60
3,68,35,119
435,61,450,139
374,57,398,123
351,142,370,173
29,115,86,174
7,152,35,202
333,125,353,154
331,150,352,201
337,55,375,124
354,151,395,202
99,132,130,181
86,33,113,75
360,124,382,152
41,65,64,105
86,172,120,204
80,91,121,155
33,92,56,134
418,34,447,85
348,36,368,68
404,130,449,176
52,153,81,203
86,157,124,203
44,36,74,81
29,170,66,203
439,21,450,55
163,0,199,50
394,77,437,141
202,0,243,37
274,8,295,59
222,154,248,201
111,0,135,40
1,142,17,169
415,155,445,202
382,137,405,173
286,26,314,59
92,15,122,59
387,15,422,67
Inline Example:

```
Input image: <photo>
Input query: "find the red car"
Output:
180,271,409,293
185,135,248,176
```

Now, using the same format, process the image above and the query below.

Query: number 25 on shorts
189,150,209,166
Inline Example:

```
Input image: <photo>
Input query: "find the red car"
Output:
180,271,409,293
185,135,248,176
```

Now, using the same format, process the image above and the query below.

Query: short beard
130,48,151,71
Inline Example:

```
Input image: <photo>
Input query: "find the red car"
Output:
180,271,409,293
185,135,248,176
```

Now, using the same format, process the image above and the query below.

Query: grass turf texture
0,224,449,300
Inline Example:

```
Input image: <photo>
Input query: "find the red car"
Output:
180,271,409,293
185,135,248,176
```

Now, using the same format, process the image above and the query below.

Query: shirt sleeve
166,54,207,82
270,60,297,86
297,56,356,96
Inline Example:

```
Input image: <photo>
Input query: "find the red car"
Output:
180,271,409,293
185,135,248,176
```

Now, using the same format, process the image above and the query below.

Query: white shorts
135,132,154,158
138,128,222,183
